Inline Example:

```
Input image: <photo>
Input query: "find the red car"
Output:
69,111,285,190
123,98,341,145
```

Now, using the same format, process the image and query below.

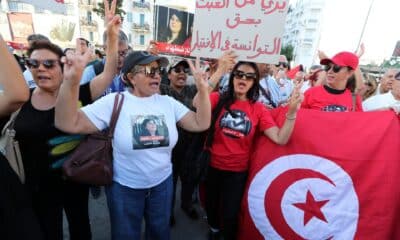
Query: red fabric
209,92,276,172
155,42,191,56
286,65,302,80
238,109,400,239
301,85,363,112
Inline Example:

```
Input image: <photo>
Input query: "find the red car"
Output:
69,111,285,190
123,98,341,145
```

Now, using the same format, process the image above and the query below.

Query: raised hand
287,79,304,114
146,40,159,55
356,43,365,58
62,39,93,86
187,57,208,93
104,0,117,25
106,14,122,41
217,50,237,73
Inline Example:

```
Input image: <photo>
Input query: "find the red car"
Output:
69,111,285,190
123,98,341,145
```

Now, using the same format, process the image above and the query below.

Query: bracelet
208,80,216,89
285,113,296,120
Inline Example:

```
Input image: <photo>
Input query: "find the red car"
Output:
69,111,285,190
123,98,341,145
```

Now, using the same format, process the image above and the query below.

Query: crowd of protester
1,1,400,240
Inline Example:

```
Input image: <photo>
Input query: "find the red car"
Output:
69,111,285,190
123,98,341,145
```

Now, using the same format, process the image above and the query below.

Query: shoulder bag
0,109,24,183
62,93,124,186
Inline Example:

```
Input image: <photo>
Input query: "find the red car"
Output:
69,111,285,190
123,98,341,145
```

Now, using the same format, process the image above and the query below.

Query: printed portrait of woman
132,115,170,149
157,7,188,45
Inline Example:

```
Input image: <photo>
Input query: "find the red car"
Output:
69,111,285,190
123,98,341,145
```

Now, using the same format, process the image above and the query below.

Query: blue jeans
105,175,173,240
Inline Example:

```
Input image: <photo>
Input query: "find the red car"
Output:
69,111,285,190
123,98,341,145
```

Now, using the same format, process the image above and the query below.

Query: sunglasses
26,59,60,69
135,66,162,78
325,64,346,73
173,67,189,74
233,70,257,81
275,62,288,68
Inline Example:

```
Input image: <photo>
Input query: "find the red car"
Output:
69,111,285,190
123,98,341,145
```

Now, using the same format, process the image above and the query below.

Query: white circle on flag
247,154,359,239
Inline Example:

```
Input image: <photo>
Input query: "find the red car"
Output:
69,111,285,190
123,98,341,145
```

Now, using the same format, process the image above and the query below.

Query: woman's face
232,64,256,99
128,61,161,97
146,120,157,133
29,49,63,92
169,14,182,34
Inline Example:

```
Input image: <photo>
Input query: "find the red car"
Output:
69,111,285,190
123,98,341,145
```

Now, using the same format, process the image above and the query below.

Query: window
8,1,32,12
140,14,145,26
140,35,145,45
89,32,94,42
87,11,92,23
127,12,133,23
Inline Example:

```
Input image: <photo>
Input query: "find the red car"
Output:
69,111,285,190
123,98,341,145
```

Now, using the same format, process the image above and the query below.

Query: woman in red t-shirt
195,61,303,240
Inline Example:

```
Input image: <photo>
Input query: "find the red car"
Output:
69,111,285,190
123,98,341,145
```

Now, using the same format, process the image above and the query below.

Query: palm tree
93,0,126,21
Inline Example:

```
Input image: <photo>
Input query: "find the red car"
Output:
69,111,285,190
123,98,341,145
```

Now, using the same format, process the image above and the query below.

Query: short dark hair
27,40,64,59
78,37,89,47
27,34,49,43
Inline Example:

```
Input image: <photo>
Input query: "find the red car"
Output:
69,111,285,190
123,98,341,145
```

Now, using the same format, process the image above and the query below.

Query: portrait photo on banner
155,5,194,56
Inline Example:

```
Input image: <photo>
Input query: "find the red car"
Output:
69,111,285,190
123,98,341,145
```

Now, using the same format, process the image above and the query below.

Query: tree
93,0,126,22
280,44,294,63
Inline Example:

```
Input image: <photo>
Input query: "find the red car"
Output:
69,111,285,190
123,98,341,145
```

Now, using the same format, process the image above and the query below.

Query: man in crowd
159,59,200,225
363,70,400,111
374,69,397,95
80,30,129,95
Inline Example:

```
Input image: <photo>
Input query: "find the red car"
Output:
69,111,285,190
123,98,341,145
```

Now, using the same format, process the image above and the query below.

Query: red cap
320,51,359,70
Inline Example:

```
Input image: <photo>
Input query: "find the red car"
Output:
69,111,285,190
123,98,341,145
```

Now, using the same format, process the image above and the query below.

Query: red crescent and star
293,190,329,225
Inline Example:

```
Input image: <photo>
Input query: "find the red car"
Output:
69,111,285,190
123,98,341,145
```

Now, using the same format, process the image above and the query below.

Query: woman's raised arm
0,34,29,117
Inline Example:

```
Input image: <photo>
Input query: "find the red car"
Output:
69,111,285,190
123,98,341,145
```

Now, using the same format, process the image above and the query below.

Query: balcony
79,0,97,9
132,23,150,32
133,1,151,10
80,18,98,31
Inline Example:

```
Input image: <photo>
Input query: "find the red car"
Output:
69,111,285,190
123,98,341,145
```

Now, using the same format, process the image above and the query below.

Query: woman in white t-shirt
55,50,211,240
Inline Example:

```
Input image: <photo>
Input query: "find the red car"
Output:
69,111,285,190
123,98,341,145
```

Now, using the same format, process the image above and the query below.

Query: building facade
282,0,326,69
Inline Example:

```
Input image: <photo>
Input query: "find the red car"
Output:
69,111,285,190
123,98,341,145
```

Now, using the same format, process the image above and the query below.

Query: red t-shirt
209,92,276,172
301,85,363,112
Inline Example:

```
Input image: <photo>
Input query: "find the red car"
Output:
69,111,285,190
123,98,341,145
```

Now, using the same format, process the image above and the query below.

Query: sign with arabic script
191,0,289,63
18,0,67,14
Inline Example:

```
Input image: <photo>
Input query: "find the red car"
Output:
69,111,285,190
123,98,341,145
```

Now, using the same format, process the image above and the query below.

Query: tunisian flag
238,109,400,239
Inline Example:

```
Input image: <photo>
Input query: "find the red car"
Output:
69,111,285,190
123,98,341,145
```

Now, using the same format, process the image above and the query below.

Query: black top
14,83,92,192
159,84,197,111
0,114,43,239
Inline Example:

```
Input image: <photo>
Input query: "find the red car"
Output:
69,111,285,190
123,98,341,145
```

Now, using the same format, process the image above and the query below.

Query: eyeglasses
173,67,189,74
135,65,162,78
325,64,345,73
26,59,60,69
275,62,288,68
233,70,257,81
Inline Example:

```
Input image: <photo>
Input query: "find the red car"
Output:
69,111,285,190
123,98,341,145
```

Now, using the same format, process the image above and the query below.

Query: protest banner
155,5,194,56
7,13,34,44
191,0,289,63
239,109,400,239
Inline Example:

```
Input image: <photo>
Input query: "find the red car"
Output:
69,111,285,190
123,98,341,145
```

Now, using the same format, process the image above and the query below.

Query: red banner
239,109,400,239
155,42,191,56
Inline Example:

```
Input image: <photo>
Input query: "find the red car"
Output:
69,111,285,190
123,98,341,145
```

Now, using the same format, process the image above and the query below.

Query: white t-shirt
81,91,189,188
362,92,399,111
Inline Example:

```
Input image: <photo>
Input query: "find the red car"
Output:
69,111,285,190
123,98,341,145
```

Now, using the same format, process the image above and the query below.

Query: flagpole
356,0,374,52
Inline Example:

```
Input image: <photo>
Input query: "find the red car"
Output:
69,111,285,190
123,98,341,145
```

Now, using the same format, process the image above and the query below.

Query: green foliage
93,0,126,21
280,44,294,63
380,57,400,69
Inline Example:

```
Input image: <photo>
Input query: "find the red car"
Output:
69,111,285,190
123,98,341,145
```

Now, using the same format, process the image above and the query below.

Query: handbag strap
205,95,227,148
1,108,21,135
108,93,125,137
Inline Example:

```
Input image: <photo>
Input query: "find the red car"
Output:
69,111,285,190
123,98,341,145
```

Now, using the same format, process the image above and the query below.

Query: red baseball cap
320,51,359,70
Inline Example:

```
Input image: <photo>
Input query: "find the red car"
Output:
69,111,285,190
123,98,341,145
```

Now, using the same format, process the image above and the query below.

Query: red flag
238,109,400,239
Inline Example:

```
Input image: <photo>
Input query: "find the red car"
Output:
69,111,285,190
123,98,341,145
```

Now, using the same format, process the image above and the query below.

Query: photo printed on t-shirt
219,110,252,138
132,115,170,149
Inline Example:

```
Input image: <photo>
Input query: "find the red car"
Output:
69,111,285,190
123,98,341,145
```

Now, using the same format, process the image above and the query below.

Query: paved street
63,182,209,240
